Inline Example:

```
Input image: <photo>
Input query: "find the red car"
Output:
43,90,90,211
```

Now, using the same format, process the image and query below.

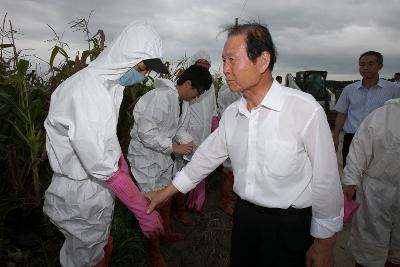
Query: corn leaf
50,46,69,68
8,120,31,147
0,43,14,49
17,59,30,77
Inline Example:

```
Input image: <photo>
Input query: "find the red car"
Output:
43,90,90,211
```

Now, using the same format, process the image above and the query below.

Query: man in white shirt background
145,23,343,267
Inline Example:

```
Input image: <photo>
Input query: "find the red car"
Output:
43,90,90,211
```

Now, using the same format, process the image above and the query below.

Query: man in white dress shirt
145,23,343,267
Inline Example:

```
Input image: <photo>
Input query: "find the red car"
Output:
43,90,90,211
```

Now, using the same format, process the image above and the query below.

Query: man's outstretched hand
145,184,179,213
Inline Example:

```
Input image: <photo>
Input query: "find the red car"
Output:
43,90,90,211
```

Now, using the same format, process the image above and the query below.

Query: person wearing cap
127,64,212,267
43,21,169,267
173,50,218,223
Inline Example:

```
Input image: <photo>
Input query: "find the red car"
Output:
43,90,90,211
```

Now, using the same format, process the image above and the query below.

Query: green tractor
285,70,337,129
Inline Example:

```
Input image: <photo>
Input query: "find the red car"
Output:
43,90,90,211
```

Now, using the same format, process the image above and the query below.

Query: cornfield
0,13,224,266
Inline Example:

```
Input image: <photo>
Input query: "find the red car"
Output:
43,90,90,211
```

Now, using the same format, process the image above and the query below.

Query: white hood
87,21,163,81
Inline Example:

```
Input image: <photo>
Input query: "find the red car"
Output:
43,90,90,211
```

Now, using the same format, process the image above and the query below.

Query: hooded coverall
342,98,400,266
127,78,192,192
216,84,242,214
43,21,164,267
181,51,217,212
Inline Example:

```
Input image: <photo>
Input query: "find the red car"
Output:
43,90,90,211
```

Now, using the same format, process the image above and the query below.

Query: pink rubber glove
211,116,219,132
107,169,164,238
186,180,206,212
343,198,360,224
119,154,130,175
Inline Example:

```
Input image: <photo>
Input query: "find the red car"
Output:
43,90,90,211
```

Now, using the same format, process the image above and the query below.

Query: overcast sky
1,0,399,81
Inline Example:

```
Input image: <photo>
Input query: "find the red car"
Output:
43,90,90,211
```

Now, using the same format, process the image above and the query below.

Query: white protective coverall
217,84,242,171
187,51,217,147
342,98,400,266
43,21,163,267
127,78,192,192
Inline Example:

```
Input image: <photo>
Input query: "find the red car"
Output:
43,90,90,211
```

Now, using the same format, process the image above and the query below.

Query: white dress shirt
173,80,343,238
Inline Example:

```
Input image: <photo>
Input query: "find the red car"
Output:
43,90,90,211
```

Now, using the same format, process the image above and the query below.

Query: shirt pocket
263,140,299,178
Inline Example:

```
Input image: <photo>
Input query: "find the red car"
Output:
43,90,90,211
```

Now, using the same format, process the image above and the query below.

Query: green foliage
0,55,48,201
110,202,149,266
0,13,227,266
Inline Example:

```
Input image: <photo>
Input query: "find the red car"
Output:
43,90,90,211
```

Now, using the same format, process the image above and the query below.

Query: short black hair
176,64,213,95
359,51,383,65
226,23,277,71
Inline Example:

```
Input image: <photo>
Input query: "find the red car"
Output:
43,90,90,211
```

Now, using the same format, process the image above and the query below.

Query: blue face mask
118,68,145,86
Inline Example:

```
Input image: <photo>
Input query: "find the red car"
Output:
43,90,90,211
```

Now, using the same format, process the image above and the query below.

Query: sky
1,0,399,81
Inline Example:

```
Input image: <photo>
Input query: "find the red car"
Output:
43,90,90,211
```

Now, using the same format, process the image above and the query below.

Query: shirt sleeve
334,86,350,114
173,114,230,193
134,93,173,155
302,108,344,238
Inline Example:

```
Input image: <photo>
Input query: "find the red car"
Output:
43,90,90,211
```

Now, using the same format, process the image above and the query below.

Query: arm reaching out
107,155,164,239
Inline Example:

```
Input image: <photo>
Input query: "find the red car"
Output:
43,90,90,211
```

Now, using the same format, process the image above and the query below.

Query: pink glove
211,116,219,132
186,180,206,212
119,154,130,175
107,169,164,238
343,198,360,224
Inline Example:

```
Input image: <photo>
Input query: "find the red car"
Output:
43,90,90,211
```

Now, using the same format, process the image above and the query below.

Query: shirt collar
357,78,384,90
260,80,283,111
238,80,283,116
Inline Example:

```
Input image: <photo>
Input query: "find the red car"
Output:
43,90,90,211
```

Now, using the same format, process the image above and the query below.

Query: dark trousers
342,133,355,167
230,198,313,267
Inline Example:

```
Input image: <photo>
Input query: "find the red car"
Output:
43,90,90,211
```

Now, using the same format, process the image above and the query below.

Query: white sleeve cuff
172,169,196,194
310,208,344,238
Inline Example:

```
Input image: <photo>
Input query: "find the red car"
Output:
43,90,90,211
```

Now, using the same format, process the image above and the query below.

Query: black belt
239,198,311,215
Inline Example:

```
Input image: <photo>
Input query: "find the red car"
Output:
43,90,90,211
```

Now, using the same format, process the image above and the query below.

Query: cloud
1,0,399,80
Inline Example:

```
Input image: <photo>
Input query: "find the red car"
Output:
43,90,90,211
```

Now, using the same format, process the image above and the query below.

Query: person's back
342,98,400,266
128,78,191,192
187,50,217,146
217,84,242,118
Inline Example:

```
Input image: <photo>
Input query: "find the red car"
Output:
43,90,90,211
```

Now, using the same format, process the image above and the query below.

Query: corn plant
0,57,48,203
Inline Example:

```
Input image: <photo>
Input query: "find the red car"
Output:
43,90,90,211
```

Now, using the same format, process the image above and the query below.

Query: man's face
394,74,400,81
180,80,200,101
359,55,382,79
222,34,263,93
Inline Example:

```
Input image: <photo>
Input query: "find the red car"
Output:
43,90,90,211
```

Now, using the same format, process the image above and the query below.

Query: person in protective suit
43,21,168,267
342,98,400,267
216,84,242,216
174,50,218,223
127,64,212,267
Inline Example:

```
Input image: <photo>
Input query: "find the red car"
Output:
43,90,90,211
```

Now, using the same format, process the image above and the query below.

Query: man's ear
258,51,270,73
184,79,192,89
